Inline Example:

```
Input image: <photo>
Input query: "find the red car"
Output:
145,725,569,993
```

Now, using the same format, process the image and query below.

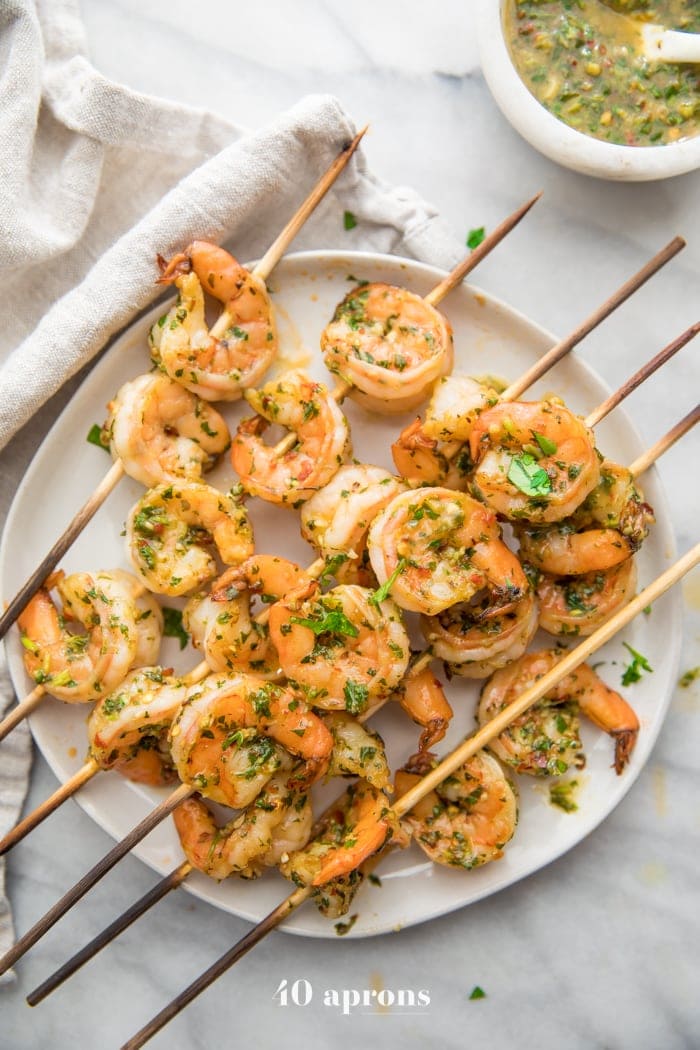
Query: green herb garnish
507,453,552,498
679,666,700,688
291,606,359,638
87,424,109,452
466,227,486,250
469,986,486,1000
532,430,557,456
343,210,357,231
549,779,579,813
162,607,190,650
621,642,653,686
334,914,359,935
344,680,369,716
369,557,407,607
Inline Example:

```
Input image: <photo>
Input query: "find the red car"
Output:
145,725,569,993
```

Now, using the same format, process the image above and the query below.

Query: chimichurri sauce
506,0,700,146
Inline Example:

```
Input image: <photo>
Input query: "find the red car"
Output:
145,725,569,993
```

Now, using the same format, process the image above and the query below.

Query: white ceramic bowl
475,0,700,181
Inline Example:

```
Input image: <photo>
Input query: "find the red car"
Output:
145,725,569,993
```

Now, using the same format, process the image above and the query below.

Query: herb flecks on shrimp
173,773,313,882
105,373,230,488
478,649,640,775
151,241,277,402
395,750,518,870
469,399,600,523
268,581,410,710
126,481,253,596
169,673,333,808
368,487,528,617
231,369,350,507
18,570,140,703
322,282,454,414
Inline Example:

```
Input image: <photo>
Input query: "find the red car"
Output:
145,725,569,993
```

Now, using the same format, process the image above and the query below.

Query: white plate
1,251,680,938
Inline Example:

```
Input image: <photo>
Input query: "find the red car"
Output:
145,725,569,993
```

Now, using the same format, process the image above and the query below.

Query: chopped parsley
344,680,369,716
318,553,349,588
369,557,407,607
507,453,552,498
334,913,359,935
466,227,486,250
549,779,579,813
468,986,486,1000
679,666,700,688
532,430,557,456
86,423,109,452
291,606,359,638
621,642,653,687
343,210,357,231
162,607,190,650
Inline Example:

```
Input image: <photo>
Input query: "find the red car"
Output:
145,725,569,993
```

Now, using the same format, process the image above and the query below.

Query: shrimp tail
611,728,638,775
156,250,192,284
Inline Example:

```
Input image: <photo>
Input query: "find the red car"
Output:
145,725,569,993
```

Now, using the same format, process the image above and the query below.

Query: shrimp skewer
113,543,700,1049
468,324,697,525
392,237,687,485
0,130,367,643
256,192,543,465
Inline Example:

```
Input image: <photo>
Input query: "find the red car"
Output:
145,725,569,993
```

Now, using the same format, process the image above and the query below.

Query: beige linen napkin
0,0,462,970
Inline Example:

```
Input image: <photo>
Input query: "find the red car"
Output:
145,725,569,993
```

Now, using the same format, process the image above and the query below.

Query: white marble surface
2,1,700,1047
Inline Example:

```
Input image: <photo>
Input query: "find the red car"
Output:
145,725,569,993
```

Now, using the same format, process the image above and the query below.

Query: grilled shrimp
367,487,527,617
478,649,640,775
391,375,499,485
169,673,333,808
300,464,405,583
517,461,654,576
230,370,351,506
420,589,539,679
535,558,638,638
150,241,277,401
323,712,391,789
268,581,410,710
173,773,313,881
88,667,188,785
280,780,399,891
17,570,138,702
183,556,313,678
104,569,164,666
394,666,454,764
469,399,600,523
396,750,517,869
105,373,230,488
321,282,454,414
126,481,253,596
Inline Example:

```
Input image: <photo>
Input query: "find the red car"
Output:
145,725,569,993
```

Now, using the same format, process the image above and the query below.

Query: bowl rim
474,0,700,181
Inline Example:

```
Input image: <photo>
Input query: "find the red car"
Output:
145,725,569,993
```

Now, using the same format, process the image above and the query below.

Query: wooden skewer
584,322,700,429
0,133,366,645
0,460,126,643
26,860,193,1006
0,780,194,978
501,236,686,402
18,394,697,996
629,402,700,478
270,191,543,458
119,541,700,1049
25,680,399,1001
0,658,211,855
0,684,45,742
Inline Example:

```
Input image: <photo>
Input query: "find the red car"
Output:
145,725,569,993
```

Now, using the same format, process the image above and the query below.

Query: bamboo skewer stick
0,460,126,643
0,657,212,855
584,323,700,429
119,541,700,1050
0,132,367,645
0,781,194,978
26,682,398,1002
500,236,686,403
27,861,194,1007
0,684,45,742
270,192,543,458
629,403,700,478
